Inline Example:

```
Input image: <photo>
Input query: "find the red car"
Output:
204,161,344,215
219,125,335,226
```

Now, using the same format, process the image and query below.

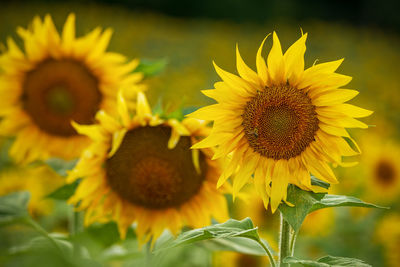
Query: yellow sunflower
67,91,229,244
233,184,280,233
375,213,400,267
213,251,270,267
0,13,144,163
301,208,335,237
361,133,400,204
188,32,372,212
0,165,63,216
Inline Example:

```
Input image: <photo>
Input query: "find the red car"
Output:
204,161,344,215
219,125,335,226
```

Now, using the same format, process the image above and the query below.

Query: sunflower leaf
279,185,386,232
154,218,275,257
46,179,80,200
283,255,371,267
0,191,30,225
308,194,387,213
45,158,78,177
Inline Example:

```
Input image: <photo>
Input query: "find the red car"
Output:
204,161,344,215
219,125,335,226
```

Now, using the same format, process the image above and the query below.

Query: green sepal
46,179,80,200
45,158,78,177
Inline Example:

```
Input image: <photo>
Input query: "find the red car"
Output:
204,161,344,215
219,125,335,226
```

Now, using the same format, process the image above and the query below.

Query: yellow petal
236,44,261,85
267,31,285,84
312,89,359,106
191,132,233,149
232,152,259,199
270,160,289,213
136,91,152,120
319,122,350,137
256,34,271,85
108,129,128,157
213,61,256,96
334,104,373,118
284,33,307,84
62,13,76,50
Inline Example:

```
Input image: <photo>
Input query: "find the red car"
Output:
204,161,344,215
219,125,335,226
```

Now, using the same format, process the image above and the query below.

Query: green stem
69,209,84,235
145,240,152,267
279,213,291,267
26,217,63,254
289,229,297,256
257,238,276,267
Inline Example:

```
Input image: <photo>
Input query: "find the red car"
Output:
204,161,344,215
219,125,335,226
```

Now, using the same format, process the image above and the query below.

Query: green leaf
199,236,274,256
279,185,385,232
135,58,168,77
46,179,80,200
309,194,387,213
0,191,30,225
284,255,371,267
154,218,274,256
45,158,78,177
98,245,143,262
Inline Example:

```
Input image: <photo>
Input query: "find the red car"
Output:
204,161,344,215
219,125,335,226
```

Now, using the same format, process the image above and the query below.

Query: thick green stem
69,209,84,235
279,213,291,267
289,228,297,256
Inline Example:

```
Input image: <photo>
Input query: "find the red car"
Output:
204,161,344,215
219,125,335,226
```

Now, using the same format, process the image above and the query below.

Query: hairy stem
279,213,291,267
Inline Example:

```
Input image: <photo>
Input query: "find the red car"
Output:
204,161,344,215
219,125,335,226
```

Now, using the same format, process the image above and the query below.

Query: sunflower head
67,91,229,245
189,31,372,212
358,133,400,204
0,165,63,216
0,13,145,163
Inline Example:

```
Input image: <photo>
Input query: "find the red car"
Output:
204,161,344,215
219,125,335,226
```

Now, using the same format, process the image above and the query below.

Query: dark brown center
237,254,263,267
242,84,319,160
22,59,101,137
375,160,396,186
105,126,207,209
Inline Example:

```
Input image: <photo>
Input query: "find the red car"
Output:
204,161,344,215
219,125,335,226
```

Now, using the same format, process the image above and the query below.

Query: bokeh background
1,0,400,266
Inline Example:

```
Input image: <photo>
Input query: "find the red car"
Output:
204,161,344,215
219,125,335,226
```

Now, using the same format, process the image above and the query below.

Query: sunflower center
375,160,396,186
242,84,319,160
237,254,263,267
105,126,207,209
22,59,101,137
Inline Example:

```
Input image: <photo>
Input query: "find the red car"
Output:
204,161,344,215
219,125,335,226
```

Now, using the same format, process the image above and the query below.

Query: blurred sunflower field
0,1,399,266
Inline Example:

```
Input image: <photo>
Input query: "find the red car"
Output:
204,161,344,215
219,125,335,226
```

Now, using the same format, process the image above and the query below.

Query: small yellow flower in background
375,214,400,267
0,165,63,216
233,184,280,234
301,208,335,237
67,91,229,244
188,31,372,212
360,133,400,204
213,251,270,267
0,13,144,163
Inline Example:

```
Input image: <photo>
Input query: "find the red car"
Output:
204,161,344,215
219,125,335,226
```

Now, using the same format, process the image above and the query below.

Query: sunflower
188,32,372,212
301,208,335,237
213,251,270,267
360,133,400,204
67,91,229,244
233,184,280,233
0,165,63,216
375,214,400,267
0,14,144,163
